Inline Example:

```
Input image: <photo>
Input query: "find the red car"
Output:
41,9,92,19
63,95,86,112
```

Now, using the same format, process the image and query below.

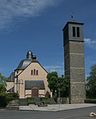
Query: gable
18,62,48,80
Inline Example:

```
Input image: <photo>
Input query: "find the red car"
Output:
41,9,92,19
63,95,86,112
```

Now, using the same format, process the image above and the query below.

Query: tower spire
26,50,33,59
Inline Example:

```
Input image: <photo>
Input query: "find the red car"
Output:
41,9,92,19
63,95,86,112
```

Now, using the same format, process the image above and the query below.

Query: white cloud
84,38,96,49
0,0,62,29
85,38,96,44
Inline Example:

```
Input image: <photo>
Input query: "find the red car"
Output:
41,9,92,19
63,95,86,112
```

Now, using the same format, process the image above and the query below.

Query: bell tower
63,21,86,103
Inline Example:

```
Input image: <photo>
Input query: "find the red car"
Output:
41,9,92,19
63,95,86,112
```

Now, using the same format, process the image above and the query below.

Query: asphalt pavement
0,106,96,119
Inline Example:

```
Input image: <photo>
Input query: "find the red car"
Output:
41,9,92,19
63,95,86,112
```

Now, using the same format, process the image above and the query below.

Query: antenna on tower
70,15,75,22
71,15,74,19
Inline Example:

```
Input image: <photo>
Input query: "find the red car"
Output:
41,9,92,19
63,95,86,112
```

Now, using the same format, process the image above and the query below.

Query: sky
0,0,96,77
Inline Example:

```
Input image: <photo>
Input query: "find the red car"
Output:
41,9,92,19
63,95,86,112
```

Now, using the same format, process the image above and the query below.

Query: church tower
63,21,86,103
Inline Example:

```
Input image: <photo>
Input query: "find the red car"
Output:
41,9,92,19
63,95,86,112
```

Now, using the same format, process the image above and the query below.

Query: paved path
19,104,96,111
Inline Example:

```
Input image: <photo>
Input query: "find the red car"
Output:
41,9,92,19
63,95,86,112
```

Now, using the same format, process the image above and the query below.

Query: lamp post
15,76,23,95
57,78,61,104
57,77,61,109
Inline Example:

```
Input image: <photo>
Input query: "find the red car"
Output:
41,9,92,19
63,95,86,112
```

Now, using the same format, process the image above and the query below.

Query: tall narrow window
31,69,38,76
77,27,80,37
72,27,75,37
36,70,38,75
31,70,33,75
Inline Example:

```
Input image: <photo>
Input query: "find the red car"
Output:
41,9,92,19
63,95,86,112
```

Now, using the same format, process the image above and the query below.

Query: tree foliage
57,77,69,97
47,72,69,97
47,72,58,95
0,73,8,94
0,84,6,94
0,73,19,107
86,65,96,98
0,73,7,86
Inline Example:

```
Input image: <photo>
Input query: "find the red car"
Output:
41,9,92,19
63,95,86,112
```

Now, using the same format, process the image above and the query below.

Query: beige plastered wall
6,82,14,91
16,62,51,98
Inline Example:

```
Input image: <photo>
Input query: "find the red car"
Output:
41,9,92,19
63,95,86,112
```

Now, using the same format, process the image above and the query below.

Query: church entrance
32,87,39,97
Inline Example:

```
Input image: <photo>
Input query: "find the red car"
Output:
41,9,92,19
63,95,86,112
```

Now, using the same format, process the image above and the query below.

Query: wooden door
32,87,38,97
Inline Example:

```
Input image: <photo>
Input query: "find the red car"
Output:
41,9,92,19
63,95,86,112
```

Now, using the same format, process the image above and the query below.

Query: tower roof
17,59,32,70
63,21,84,31
16,50,36,70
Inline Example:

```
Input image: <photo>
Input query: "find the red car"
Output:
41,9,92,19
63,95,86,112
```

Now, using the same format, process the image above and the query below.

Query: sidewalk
19,104,96,111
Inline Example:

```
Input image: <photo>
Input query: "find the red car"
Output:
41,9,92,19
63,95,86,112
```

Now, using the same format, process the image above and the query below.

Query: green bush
40,97,56,104
6,93,19,103
27,98,36,105
27,97,56,105
19,99,28,106
0,93,19,107
0,95,7,107
85,99,96,103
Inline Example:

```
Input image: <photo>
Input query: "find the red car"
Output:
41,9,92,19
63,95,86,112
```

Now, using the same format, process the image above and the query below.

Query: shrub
27,97,56,105
0,93,19,107
27,98,36,105
6,93,19,103
85,99,96,104
0,94,7,107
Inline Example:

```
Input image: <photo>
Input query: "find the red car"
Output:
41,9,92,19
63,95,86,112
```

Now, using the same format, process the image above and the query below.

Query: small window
72,27,76,37
31,69,38,76
36,70,38,75
31,70,33,75
77,27,80,37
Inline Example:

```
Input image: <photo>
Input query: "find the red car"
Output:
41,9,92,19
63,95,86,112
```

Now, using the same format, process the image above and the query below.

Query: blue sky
0,0,96,77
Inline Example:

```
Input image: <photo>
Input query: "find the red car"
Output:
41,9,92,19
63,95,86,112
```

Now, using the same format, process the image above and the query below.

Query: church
6,51,52,99
6,20,86,104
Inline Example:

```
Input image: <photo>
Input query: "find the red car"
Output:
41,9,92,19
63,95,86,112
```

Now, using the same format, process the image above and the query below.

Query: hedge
85,99,96,103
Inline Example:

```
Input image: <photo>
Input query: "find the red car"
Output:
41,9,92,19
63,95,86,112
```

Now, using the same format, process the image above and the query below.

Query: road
0,106,96,119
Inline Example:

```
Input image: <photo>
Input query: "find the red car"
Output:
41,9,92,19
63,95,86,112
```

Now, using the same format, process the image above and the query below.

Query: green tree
47,72,69,97
0,73,19,107
47,72,58,96
57,77,69,97
0,73,8,94
86,65,96,98
0,73,8,107
0,73,7,86
0,84,6,94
